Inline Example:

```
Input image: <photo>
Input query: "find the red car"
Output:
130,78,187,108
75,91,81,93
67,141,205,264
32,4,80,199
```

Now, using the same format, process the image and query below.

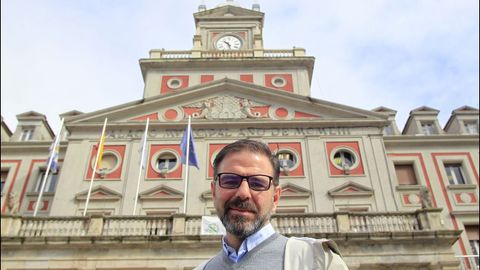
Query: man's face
211,150,281,239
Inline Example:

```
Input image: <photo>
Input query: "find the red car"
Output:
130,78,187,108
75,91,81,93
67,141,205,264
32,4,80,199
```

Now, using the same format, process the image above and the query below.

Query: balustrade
18,217,88,237
149,49,302,59
349,212,420,232
1,210,440,238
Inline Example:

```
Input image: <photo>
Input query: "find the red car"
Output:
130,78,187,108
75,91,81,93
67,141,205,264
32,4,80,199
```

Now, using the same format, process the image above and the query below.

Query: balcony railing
149,48,305,59
1,209,444,238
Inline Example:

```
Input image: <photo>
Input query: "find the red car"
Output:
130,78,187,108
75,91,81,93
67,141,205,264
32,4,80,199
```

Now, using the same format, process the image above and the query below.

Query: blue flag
46,141,59,173
180,126,199,169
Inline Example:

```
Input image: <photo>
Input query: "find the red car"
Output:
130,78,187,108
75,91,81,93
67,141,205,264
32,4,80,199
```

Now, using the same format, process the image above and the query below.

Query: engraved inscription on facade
106,127,353,139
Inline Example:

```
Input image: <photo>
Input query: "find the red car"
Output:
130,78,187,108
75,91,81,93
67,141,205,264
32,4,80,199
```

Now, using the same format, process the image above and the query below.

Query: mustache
224,197,258,213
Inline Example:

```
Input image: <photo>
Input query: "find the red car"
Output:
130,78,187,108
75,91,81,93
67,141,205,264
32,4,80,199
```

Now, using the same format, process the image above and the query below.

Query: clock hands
223,40,231,49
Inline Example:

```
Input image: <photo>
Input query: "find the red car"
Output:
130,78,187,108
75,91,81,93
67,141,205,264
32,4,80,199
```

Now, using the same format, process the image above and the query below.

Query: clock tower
141,1,314,99
192,1,264,52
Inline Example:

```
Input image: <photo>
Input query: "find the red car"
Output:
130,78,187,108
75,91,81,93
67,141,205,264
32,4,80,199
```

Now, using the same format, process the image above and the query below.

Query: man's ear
272,185,281,210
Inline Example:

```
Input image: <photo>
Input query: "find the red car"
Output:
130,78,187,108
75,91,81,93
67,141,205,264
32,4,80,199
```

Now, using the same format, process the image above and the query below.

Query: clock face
215,35,242,50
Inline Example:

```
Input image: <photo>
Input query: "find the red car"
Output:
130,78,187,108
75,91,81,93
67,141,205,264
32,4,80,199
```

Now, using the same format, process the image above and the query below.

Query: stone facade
1,3,479,270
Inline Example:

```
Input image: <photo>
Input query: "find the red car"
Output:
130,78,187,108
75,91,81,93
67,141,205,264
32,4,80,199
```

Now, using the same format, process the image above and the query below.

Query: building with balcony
1,2,479,270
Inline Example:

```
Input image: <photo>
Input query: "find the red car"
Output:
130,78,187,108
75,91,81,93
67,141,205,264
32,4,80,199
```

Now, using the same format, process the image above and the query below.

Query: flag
46,140,60,173
95,133,106,170
180,124,199,169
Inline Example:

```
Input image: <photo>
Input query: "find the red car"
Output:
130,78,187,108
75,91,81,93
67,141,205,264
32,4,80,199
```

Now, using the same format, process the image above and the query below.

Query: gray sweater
203,233,289,270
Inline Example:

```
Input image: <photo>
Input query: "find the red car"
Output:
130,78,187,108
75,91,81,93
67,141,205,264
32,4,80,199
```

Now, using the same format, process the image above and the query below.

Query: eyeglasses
215,173,273,191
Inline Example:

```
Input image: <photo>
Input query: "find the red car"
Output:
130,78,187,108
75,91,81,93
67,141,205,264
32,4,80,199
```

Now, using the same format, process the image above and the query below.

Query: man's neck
224,222,271,251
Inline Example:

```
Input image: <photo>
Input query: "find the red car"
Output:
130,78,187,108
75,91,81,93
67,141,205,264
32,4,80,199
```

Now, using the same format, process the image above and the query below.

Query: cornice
383,134,479,146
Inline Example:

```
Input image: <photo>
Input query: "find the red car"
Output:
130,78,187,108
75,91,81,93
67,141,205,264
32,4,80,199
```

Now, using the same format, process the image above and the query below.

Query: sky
1,0,479,134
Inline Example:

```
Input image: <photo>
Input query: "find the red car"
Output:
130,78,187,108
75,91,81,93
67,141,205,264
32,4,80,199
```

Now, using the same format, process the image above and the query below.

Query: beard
219,196,272,239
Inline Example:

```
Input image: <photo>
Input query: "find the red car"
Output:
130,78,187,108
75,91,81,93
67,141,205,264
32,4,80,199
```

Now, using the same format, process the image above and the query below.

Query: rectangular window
421,122,436,135
464,122,479,134
465,225,479,267
445,164,466,185
34,170,58,192
20,128,34,141
395,164,418,185
1,170,8,193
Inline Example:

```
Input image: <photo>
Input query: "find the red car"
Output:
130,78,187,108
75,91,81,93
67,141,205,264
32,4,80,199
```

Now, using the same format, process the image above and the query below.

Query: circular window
276,149,299,172
151,151,179,174
330,148,359,171
167,78,183,89
271,76,287,88
91,150,122,174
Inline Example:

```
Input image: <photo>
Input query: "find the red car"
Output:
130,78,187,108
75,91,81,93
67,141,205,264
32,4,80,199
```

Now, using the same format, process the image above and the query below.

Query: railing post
254,49,264,57
172,213,186,235
335,212,350,233
87,214,104,236
1,214,22,236
416,208,444,230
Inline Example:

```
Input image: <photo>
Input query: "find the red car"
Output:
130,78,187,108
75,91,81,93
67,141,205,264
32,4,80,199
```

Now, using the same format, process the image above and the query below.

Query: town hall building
1,2,479,269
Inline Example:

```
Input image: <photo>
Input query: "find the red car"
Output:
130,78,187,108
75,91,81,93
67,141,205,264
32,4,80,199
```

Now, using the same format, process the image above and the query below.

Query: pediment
194,5,263,20
138,185,183,201
16,111,47,120
410,106,440,115
281,183,311,199
65,78,387,127
452,105,479,114
75,185,122,201
328,181,373,198
372,106,397,116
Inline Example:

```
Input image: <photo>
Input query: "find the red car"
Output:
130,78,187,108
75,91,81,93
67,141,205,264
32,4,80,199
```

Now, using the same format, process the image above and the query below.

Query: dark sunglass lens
248,176,270,191
219,174,241,189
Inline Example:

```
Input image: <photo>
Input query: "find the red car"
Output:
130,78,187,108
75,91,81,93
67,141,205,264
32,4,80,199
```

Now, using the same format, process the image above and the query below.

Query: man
196,139,348,269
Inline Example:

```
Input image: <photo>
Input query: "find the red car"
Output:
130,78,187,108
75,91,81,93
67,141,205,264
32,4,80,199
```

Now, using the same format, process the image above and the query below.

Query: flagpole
83,118,108,216
182,116,192,214
33,118,64,217
133,118,149,215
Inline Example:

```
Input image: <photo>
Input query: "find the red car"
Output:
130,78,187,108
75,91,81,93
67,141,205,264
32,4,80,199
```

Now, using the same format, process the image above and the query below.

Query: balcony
148,48,306,59
1,209,464,270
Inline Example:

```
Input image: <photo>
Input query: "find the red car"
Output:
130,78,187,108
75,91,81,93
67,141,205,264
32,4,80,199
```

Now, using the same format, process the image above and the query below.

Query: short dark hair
213,139,280,186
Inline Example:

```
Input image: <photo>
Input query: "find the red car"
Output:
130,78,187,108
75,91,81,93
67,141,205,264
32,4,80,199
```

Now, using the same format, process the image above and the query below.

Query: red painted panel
295,111,320,119
160,75,189,94
275,108,289,118
0,160,22,213
268,142,305,176
147,144,183,179
19,159,64,213
326,142,365,176
164,109,178,120
265,74,293,92
183,107,202,117
131,113,159,121
250,106,270,117
208,144,228,178
201,75,214,83
86,145,126,180
240,74,253,83
27,200,49,211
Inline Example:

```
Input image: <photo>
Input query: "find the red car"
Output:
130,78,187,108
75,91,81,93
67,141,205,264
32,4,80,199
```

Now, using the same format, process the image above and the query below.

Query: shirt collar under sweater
221,223,275,263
